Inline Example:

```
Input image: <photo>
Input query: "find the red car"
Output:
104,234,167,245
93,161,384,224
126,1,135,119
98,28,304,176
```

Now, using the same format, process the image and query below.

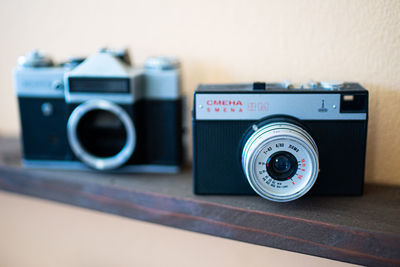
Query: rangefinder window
69,78,130,93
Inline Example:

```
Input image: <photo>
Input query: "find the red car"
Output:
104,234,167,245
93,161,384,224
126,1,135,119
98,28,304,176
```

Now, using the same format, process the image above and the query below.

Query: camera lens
266,152,298,181
272,155,291,173
242,121,319,202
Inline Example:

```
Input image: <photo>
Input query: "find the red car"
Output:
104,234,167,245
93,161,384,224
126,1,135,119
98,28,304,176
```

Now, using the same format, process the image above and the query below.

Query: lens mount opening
67,100,136,170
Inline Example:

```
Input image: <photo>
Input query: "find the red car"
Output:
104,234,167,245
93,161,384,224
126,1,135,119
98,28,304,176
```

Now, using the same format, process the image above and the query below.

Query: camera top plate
197,81,367,93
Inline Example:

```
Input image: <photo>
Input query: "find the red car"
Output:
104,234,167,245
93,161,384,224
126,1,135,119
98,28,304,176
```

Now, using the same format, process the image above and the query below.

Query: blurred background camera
14,48,185,172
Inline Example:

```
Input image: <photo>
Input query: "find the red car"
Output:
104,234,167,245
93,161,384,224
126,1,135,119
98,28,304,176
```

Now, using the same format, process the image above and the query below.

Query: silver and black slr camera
193,81,368,202
14,48,184,172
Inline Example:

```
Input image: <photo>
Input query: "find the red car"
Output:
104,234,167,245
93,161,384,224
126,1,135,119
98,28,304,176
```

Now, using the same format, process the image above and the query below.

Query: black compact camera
193,81,368,202
14,49,184,172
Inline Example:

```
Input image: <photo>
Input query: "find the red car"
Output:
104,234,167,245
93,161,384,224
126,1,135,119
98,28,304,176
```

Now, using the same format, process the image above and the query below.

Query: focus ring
242,122,319,202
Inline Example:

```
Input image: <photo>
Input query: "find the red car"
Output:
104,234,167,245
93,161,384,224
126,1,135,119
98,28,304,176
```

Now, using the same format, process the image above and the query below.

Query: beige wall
0,0,399,185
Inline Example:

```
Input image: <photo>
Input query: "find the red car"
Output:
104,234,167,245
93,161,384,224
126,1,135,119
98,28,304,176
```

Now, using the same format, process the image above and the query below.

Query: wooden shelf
0,138,399,266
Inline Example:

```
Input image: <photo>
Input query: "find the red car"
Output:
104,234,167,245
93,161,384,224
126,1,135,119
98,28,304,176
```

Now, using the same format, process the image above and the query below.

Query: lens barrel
242,121,319,202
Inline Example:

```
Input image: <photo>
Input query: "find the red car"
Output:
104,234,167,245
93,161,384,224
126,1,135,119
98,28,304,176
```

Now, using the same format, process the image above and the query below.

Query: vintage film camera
14,49,184,172
193,81,368,202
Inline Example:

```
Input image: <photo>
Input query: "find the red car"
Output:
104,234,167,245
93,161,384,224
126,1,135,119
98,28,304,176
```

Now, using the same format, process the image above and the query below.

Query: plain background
0,0,399,185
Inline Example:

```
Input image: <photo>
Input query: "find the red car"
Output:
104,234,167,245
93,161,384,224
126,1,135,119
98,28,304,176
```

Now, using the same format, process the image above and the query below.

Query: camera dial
145,56,180,70
242,122,319,202
17,50,54,68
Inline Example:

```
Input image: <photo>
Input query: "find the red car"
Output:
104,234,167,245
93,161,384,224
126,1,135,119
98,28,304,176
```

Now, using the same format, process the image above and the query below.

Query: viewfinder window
69,78,130,93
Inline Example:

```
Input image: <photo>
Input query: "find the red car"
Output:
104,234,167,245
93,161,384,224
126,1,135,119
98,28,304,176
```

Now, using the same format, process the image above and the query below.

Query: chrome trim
195,93,367,120
67,100,136,170
242,122,319,202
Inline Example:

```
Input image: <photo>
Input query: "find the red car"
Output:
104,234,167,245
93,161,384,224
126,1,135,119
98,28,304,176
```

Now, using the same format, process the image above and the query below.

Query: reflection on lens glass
272,155,292,174
77,109,127,158
266,151,298,181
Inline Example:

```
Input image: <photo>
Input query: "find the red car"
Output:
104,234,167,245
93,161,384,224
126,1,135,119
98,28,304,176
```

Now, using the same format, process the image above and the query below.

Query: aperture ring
242,122,319,202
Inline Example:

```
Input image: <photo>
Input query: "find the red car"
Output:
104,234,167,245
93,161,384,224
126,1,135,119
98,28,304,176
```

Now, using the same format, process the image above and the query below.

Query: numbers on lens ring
261,176,291,189
258,149,307,190
263,177,272,185
263,147,272,154
277,182,287,188
289,144,299,152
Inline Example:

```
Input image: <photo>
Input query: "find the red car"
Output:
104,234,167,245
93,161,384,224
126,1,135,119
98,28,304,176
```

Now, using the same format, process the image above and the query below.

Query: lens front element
266,151,298,181
242,122,319,202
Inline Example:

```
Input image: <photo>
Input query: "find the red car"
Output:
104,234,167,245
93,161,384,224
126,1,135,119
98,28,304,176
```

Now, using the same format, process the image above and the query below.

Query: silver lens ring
67,100,136,170
242,122,319,202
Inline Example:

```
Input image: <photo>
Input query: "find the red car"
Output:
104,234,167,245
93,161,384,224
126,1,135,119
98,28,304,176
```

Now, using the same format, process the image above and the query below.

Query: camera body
193,81,368,201
14,49,184,172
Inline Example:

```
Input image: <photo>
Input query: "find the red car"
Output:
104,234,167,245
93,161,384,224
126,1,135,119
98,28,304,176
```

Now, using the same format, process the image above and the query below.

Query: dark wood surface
0,138,399,266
